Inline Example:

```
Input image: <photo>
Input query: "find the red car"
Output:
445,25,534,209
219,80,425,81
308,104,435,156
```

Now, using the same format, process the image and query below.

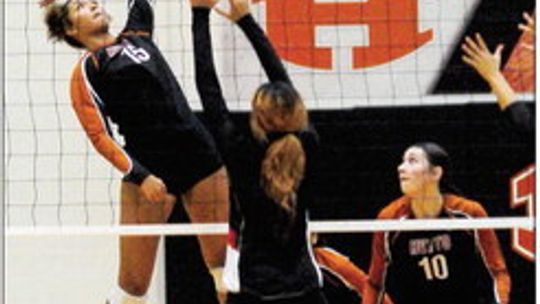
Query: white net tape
6,217,534,236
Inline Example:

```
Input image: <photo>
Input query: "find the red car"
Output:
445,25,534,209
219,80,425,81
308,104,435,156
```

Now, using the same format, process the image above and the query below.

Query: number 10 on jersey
418,254,449,280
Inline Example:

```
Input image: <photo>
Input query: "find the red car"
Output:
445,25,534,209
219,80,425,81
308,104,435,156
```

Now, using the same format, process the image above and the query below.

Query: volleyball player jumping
191,0,327,302
42,0,228,302
362,142,511,304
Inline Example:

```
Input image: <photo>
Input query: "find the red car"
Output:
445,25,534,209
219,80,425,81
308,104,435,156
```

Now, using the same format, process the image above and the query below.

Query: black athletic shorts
123,147,223,194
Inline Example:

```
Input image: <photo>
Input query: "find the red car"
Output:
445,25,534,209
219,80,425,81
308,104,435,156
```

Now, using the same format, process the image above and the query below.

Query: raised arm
237,15,291,84
462,32,534,137
461,33,516,110
462,12,534,99
191,2,235,137
192,4,230,130
123,0,154,36
217,0,291,84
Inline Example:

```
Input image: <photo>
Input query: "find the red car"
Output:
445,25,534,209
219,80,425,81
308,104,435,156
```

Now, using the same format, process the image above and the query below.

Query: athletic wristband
123,159,151,185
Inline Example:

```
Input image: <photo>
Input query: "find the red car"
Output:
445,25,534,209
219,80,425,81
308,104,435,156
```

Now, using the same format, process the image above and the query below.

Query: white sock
107,285,148,304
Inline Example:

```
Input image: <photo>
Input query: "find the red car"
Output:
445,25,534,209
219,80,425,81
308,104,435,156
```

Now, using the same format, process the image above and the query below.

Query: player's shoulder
92,40,131,68
378,196,411,219
297,126,319,153
444,194,488,218
86,38,151,74
70,53,94,79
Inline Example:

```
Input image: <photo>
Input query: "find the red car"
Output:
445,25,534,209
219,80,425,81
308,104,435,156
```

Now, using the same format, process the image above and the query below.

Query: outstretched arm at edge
236,14,291,85
192,7,236,146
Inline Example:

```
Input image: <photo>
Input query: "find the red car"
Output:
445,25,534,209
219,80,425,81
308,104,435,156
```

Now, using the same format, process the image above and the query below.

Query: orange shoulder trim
378,196,411,219
444,195,487,218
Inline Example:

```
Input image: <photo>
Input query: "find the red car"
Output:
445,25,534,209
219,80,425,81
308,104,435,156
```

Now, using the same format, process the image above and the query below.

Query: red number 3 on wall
510,165,535,261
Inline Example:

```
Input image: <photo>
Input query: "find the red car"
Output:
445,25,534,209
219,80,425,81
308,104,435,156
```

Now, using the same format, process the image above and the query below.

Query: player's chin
399,182,414,196
96,14,111,30
95,22,110,35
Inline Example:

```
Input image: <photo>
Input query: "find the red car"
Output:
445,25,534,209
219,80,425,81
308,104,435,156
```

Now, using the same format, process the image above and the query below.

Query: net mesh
4,2,535,304
4,0,535,226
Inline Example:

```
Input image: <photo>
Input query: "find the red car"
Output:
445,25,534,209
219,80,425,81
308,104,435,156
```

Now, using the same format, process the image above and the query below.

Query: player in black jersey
190,0,327,303
363,142,510,304
42,0,228,303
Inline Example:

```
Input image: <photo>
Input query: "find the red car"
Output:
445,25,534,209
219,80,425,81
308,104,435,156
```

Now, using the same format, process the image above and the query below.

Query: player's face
398,147,435,196
66,0,110,41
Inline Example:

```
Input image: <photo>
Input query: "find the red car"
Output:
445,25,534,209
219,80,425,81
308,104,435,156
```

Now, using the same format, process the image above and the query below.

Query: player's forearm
362,281,382,304
486,72,518,110
89,133,150,185
494,271,511,304
192,7,229,127
236,14,291,85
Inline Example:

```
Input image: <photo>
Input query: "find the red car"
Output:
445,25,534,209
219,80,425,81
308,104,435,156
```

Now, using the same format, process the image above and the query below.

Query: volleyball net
5,0,535,227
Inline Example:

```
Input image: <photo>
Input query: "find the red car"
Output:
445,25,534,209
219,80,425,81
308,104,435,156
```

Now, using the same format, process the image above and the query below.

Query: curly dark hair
44,1,85,49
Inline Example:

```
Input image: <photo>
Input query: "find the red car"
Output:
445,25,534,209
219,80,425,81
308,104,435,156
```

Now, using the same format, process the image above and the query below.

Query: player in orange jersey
363,142,510,304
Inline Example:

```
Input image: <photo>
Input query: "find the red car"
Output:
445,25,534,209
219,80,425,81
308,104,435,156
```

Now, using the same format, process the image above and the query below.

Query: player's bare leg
183,166,229,300
110,182,175,303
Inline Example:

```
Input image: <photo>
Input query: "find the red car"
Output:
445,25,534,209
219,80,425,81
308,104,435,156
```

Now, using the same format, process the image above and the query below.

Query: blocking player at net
191,0,327,302
41,0,229,302
362,142,511,304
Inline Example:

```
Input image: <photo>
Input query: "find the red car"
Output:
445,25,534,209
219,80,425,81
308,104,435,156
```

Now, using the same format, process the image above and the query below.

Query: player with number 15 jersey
70,0,223,188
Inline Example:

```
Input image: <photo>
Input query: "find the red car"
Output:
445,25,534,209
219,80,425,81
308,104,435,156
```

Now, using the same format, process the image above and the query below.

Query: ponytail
261,134,306,216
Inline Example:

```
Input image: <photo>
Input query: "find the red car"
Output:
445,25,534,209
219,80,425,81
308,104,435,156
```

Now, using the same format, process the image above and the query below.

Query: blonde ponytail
261,134,306,216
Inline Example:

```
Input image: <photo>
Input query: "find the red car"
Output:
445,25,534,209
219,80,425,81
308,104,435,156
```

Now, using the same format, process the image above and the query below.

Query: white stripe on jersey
306,212,324,287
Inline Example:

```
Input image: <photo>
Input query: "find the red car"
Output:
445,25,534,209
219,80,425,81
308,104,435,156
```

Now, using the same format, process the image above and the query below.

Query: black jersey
192,8,322,300
502,102,534,165
70,0,222,191
365,195,510,304
503,102,534,138
386,225,491,304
